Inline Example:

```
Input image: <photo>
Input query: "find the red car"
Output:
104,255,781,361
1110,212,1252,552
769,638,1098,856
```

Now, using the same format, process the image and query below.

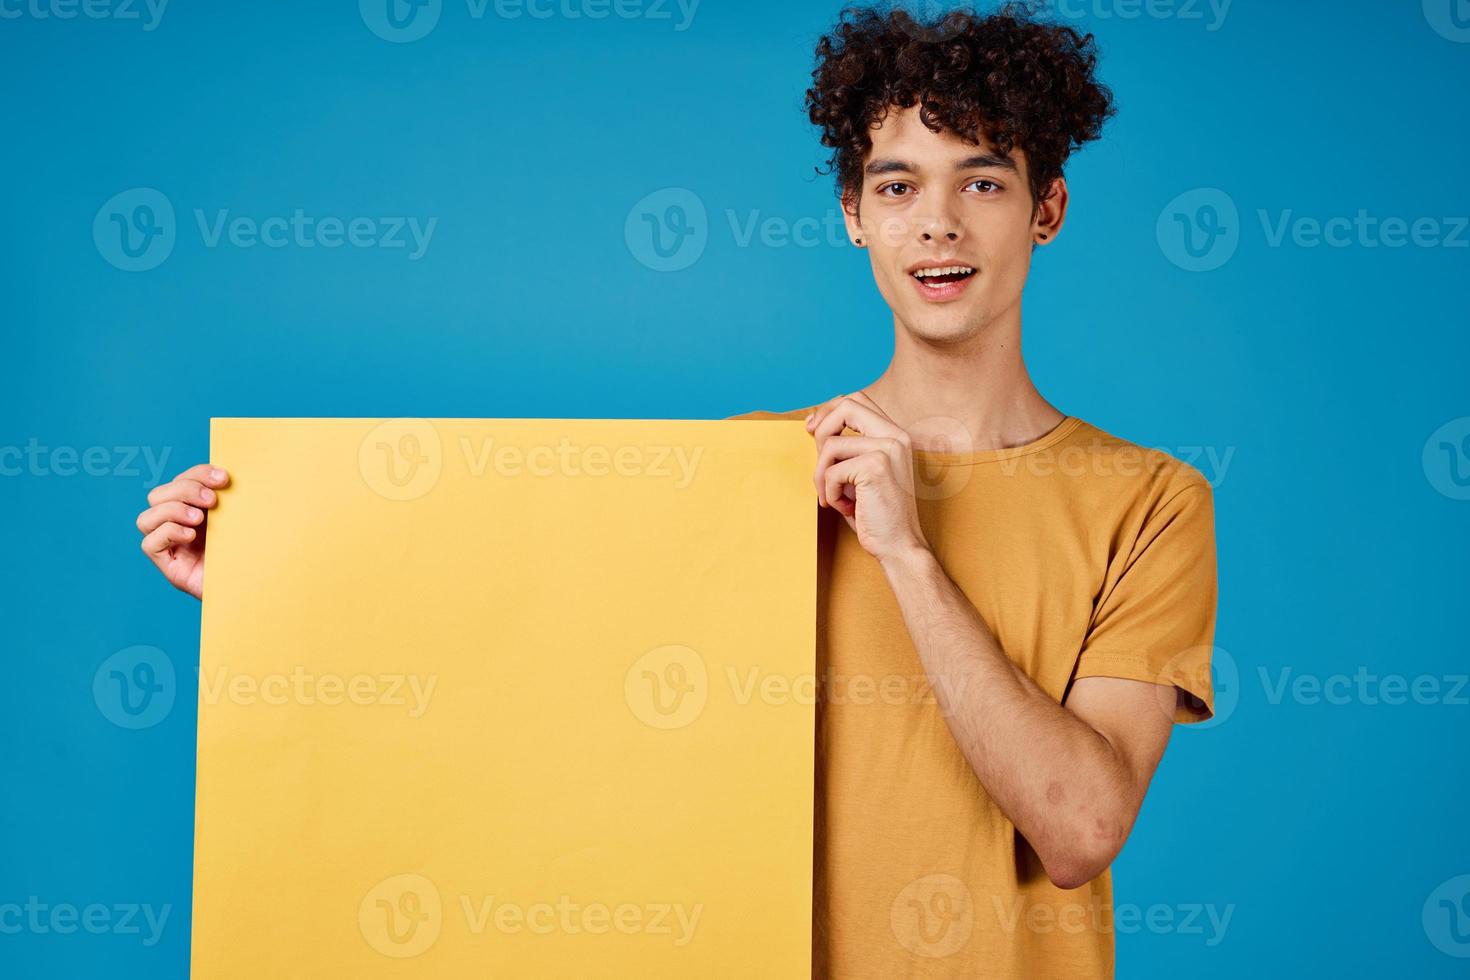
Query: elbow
1042,853,1112,891
1039,832,1126,890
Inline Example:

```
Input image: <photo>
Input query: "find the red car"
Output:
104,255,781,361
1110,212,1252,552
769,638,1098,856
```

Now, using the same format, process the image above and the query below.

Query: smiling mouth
911,265,976,287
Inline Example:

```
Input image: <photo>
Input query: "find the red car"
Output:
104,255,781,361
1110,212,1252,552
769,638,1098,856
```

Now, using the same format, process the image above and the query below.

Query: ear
1032,177,1069,246
841,187,865,247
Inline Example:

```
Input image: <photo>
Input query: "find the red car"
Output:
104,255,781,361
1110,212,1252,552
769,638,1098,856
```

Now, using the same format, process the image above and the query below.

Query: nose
914,196,963,244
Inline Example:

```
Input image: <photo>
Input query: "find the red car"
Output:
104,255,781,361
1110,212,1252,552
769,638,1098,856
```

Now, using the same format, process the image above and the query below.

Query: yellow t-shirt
730,408,1218,979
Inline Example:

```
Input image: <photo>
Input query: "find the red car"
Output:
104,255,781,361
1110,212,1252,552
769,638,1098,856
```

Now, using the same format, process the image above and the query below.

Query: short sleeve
1069,482,1219,723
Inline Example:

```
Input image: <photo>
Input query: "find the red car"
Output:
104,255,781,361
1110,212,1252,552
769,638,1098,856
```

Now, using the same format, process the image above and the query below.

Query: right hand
136,464,231,600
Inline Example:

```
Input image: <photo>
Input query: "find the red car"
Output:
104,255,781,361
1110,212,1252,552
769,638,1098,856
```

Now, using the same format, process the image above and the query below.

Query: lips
908,263,977,302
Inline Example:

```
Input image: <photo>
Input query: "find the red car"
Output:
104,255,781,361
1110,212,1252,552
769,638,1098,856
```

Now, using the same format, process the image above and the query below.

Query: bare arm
879,543,1172,889
808,393,1176,889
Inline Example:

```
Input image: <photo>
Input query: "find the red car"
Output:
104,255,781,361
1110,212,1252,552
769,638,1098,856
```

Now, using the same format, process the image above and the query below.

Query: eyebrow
864,153,1018,178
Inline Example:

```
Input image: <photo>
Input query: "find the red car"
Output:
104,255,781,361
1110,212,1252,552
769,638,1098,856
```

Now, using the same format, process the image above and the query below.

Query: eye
877,182,913,198
966,179,1001,194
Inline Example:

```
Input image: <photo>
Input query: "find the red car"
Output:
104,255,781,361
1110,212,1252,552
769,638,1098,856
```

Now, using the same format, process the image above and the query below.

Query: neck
862,306,1065,453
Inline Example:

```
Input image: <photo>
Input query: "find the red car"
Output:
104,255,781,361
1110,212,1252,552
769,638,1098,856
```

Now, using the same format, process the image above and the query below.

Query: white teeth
913,265,975,278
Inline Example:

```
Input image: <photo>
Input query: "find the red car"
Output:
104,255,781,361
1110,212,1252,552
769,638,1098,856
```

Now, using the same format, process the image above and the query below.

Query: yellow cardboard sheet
193,418,815,978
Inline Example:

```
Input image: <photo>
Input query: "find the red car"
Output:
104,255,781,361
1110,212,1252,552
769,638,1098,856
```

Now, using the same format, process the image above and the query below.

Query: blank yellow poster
193,418,815,979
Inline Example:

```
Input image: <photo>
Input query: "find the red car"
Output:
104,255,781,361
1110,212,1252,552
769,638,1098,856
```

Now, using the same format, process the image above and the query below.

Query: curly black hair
806,2,1115,212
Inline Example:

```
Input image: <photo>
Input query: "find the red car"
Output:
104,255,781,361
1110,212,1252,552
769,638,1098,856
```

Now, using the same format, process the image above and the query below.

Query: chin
903,309,986,345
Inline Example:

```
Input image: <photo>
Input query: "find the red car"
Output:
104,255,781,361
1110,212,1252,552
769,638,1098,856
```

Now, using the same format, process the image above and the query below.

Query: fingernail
201,488,215,503
211,468,226,481
187,508,202,521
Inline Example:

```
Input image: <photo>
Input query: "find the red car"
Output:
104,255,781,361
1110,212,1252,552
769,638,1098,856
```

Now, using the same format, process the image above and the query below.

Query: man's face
844,104,1065,345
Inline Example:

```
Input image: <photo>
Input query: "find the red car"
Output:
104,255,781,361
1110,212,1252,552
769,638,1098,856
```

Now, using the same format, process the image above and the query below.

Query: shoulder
722,406,815,422
1059,419,1214,513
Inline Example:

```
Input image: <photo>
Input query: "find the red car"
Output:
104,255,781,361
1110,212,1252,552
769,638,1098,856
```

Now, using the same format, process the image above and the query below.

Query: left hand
808,392,930,563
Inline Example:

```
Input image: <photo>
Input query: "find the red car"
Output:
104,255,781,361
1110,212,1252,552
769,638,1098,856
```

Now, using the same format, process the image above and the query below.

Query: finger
812,396,906,450
805,394,847,433
844,389,895,424
137,501,206,535
155,464,230,496
822,456,874,516
147,478,218,509
814,436,898,502
141,521,197,557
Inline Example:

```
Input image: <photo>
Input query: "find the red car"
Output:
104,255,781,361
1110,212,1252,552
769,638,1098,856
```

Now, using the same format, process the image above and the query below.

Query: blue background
3,0,1468,976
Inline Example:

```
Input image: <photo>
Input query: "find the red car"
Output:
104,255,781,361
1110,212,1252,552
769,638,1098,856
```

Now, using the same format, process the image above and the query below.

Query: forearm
879,545,1138,888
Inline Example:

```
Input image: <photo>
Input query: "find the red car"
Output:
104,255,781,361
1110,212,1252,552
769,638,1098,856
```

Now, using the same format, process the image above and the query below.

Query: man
136,5,1216,976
